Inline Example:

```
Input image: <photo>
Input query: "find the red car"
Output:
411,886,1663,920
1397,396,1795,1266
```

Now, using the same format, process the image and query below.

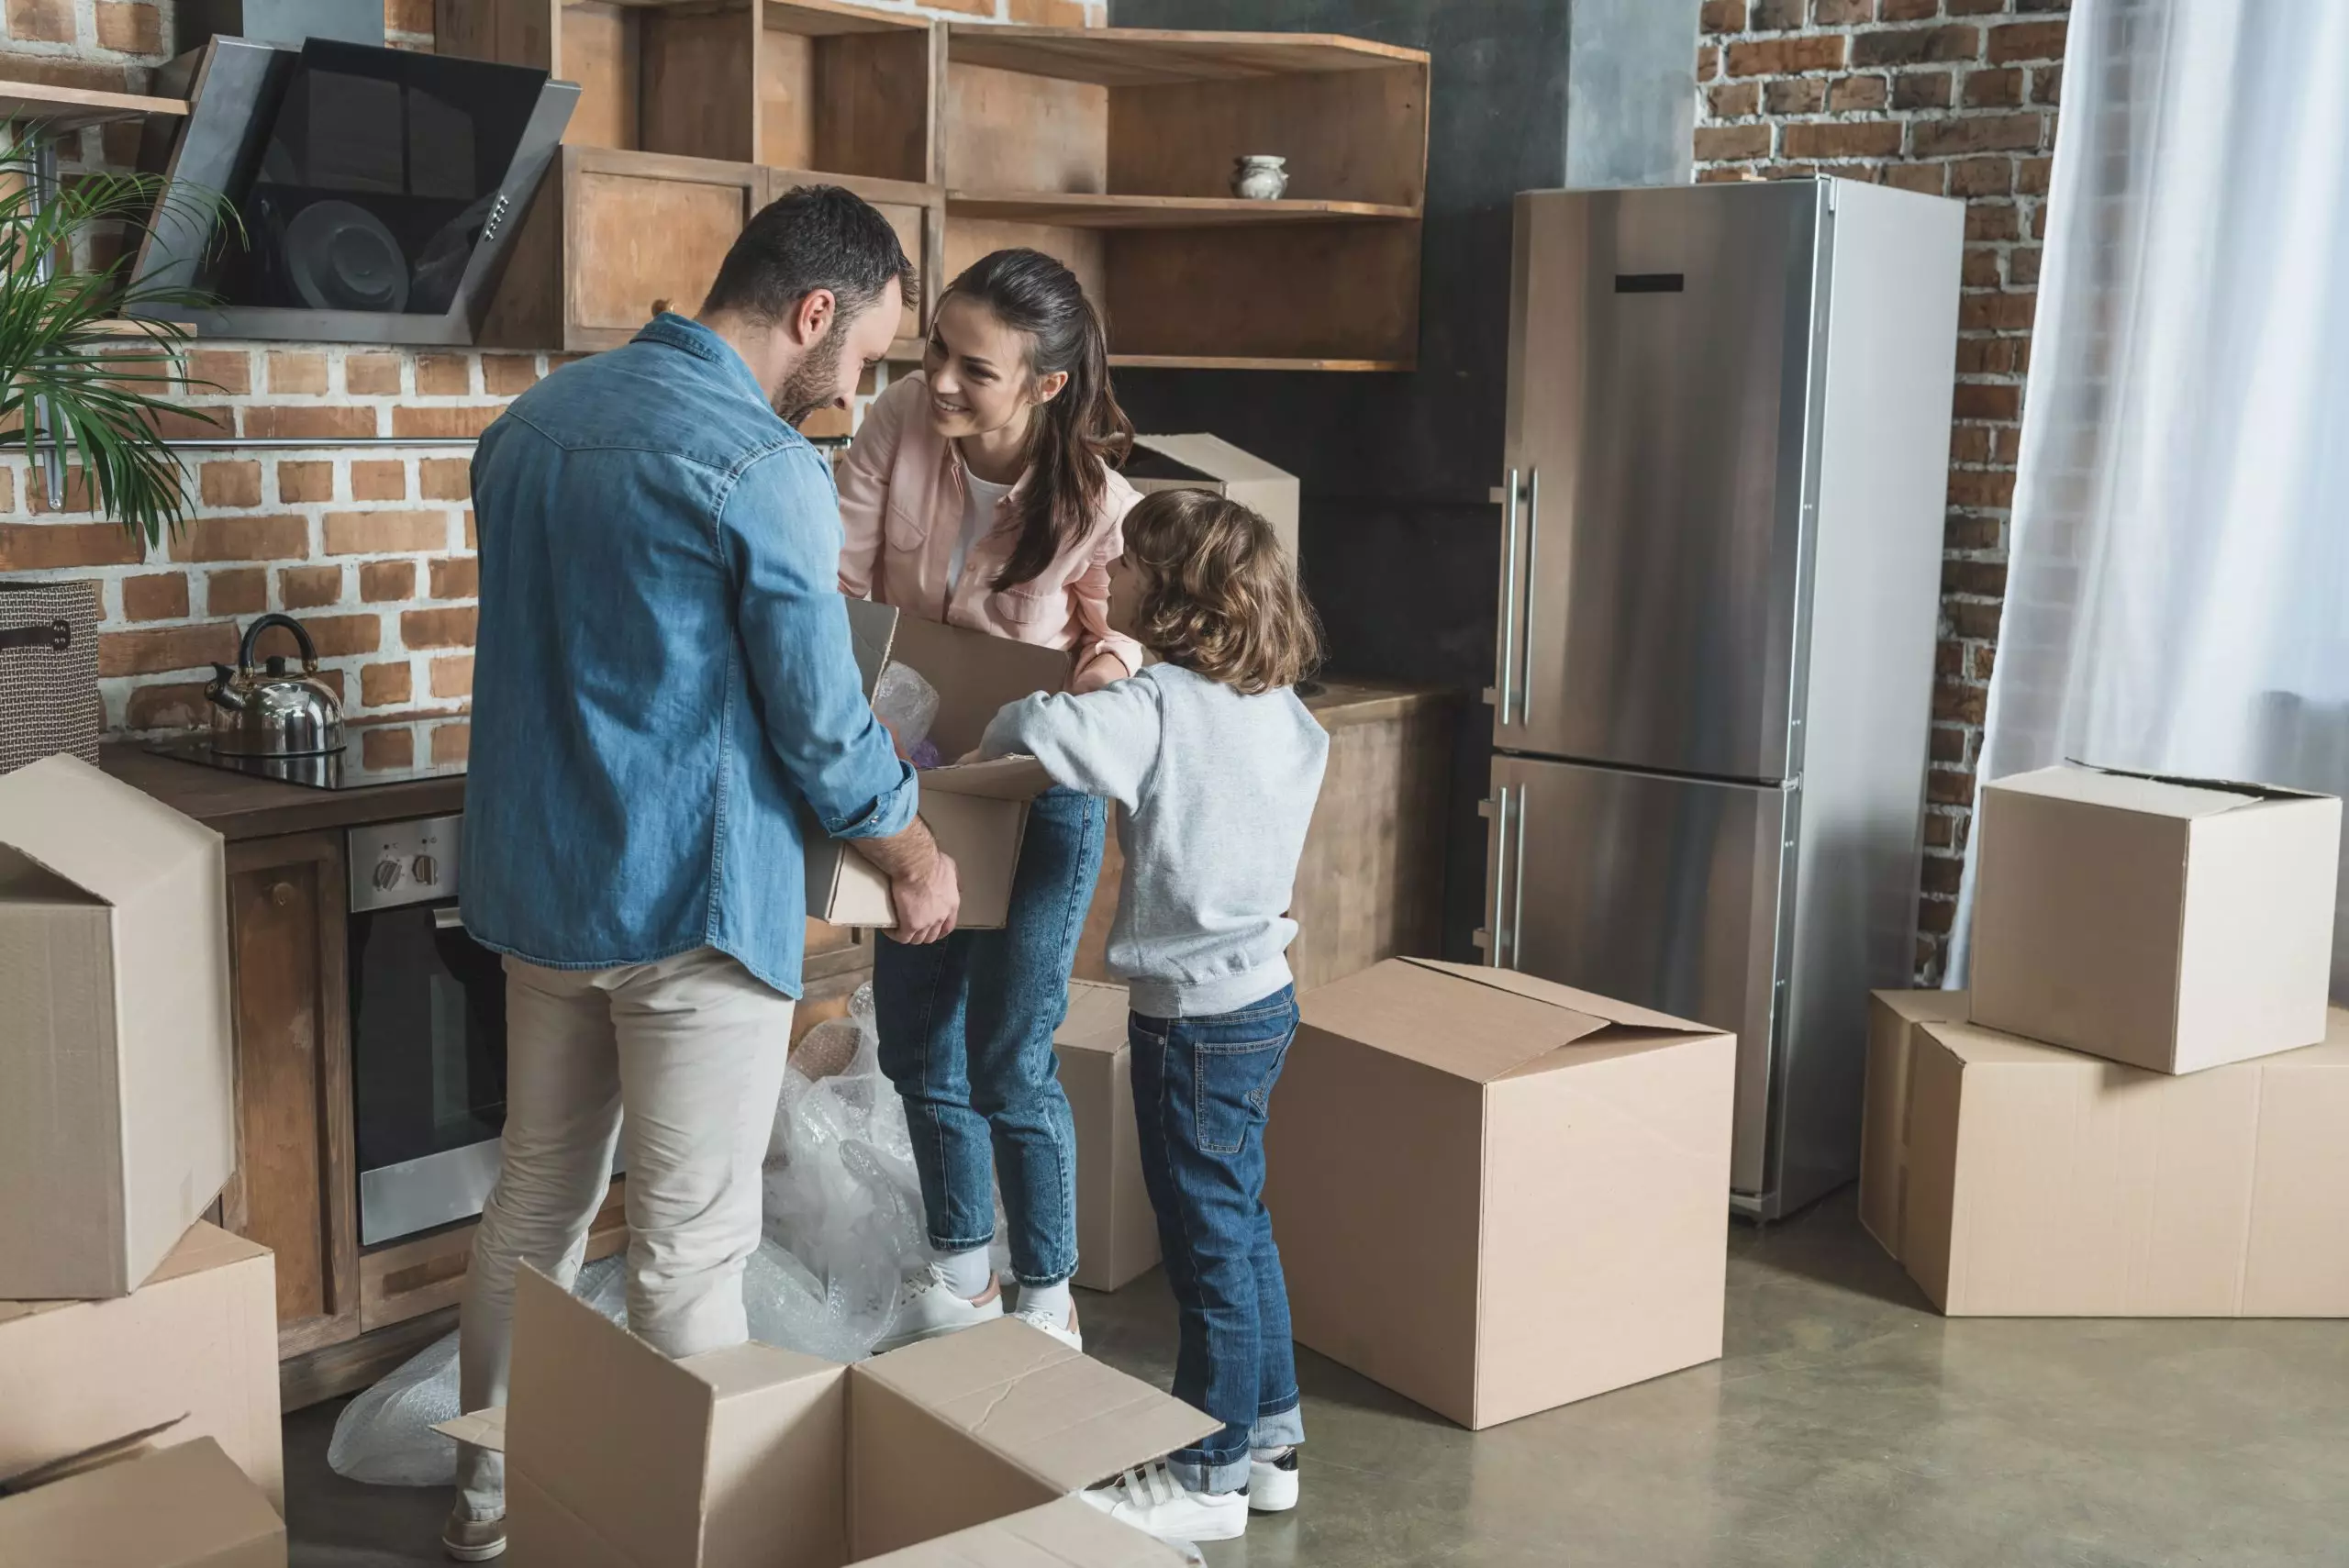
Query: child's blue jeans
1129,984,1308,1495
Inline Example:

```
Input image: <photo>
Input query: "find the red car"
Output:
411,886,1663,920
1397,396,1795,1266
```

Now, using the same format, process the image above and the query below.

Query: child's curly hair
1121,488,1321,695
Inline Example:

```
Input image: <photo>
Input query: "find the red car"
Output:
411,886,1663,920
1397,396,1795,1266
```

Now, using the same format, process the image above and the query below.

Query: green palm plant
0,132,237,551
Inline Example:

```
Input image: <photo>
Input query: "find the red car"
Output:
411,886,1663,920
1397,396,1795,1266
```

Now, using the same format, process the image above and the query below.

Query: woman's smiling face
922,294,1063,442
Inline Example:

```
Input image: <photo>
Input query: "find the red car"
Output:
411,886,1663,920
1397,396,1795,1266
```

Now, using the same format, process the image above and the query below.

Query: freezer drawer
1482,753,1792,1196
1497,183,1825,782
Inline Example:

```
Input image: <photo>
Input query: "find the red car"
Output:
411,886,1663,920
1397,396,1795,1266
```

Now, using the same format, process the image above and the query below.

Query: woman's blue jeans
874,785,1103,1286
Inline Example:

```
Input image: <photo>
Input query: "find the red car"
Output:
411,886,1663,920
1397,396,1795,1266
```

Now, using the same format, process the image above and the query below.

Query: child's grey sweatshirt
980,662,1329,1018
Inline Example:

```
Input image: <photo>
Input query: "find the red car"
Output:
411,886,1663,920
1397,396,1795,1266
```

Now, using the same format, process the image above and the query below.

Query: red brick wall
0,0,1099,761
1695,0,2066,983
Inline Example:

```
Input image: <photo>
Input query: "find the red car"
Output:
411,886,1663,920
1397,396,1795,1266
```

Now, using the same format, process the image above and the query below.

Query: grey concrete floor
284,1192,2349,1567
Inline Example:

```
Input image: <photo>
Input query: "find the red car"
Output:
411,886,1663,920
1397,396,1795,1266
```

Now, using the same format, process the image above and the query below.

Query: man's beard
774,330,847,428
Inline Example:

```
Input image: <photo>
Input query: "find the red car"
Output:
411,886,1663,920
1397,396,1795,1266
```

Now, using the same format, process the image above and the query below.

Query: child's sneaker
1247,1446,1299,1513
874,1263,1001,1352
1080,1462,1248,1543
1011,1298,1082,1351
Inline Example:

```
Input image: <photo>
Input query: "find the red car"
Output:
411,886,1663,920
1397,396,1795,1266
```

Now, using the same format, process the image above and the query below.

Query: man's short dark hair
700,183,918,326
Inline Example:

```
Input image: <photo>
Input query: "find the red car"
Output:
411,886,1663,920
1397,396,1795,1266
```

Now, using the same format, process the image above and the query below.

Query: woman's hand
1069,651,1127,695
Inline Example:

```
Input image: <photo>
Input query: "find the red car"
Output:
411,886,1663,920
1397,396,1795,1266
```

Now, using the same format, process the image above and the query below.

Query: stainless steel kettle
206,613,346,757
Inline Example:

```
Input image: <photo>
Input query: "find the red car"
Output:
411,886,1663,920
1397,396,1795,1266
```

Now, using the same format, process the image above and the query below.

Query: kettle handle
239,613,319,673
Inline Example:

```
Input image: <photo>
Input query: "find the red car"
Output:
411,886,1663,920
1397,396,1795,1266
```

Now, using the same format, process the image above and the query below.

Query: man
442,185,960,1562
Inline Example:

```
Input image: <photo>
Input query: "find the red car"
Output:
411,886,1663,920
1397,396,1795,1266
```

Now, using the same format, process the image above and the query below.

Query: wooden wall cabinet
440,7,1428,371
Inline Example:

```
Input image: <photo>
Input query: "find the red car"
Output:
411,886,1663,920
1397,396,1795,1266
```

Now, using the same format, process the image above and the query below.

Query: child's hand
956,749,984,766
1069,651,1127,695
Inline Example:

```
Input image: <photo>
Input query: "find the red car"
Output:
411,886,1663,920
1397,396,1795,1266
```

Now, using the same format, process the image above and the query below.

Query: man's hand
848,815,960,943
888,845,960,944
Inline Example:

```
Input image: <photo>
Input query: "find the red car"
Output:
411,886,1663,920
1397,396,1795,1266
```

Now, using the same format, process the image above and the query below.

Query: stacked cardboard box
0,754,286,1560
1056,980,1161,1293
441,1266,1206,1566
1266,959,1737,1429
1863,764,2348,1317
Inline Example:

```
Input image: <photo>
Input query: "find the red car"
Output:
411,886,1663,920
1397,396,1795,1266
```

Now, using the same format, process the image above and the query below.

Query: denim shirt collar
634,312,774,413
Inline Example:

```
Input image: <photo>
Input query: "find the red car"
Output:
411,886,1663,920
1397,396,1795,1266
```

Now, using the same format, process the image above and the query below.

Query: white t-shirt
953,472,1017,592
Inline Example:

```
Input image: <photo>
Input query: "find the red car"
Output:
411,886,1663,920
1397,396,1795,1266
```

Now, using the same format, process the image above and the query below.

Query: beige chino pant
454,947,794,1516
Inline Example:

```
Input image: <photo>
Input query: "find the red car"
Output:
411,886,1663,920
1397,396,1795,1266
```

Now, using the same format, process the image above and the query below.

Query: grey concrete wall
1107,0,1698,956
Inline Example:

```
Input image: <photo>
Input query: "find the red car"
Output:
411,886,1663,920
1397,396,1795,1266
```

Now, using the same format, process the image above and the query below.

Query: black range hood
131,37,575,346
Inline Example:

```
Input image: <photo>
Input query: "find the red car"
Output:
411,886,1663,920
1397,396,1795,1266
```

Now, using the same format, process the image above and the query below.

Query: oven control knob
411,854,439,885
372,858,405,893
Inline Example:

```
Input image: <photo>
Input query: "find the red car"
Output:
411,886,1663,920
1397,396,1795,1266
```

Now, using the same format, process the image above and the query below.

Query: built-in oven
348,814,507,1245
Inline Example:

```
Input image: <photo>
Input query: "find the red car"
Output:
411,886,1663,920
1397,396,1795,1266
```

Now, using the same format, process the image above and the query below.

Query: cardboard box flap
432,1407,507,1453
1995,763,2315,820
1130,434,1292,487
844,595,899,696
885,616,1072,760
857,1318,1218,1494
855,1496,1190,1567
0,1437,282,1568
1055,981,1130,1058
1303,960,1715,1085
921,756,1056,802
0,1416,186,1496
2066,759,2332,805
0,753,218,905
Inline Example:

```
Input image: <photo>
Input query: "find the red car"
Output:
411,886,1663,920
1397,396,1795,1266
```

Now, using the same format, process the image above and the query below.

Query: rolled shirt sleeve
724,446,918,841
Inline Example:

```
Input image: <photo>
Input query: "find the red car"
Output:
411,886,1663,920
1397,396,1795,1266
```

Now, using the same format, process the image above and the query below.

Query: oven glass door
351,898,507,1244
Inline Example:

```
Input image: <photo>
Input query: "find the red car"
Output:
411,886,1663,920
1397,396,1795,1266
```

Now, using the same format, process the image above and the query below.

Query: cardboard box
1857,987,1971,1258
854,1496,1186,1566
807,604,1061,931
1265,959,1735,1429
1054,980,1159,1293
0,1223,284,1510
1126,435,1301,563
1970,764,2340,1073
462,1264,1216,1566
0,1436,284,1568
1888,1010,2349,1316
0,752,236,1298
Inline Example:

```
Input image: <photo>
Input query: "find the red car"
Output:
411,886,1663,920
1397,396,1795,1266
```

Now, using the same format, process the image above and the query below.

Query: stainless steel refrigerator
1480,178,1964,1218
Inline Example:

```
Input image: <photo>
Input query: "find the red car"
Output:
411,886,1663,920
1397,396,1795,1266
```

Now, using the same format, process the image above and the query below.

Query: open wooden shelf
0,80,186,131
1108,354,1411,373
947,192,1416,228
440,7,1428,369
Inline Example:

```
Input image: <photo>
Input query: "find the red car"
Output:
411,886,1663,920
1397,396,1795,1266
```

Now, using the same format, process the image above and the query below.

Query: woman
838,248,1141,1351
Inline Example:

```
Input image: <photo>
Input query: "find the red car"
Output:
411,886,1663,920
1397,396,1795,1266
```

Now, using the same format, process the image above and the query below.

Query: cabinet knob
271,883,294,907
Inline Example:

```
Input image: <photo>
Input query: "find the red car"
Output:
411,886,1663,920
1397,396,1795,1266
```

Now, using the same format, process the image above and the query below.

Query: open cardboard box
807,603,1065,931
0,753,235,1297
439,1265,1214,1566
1267,958,1735,1429
0,1429,284,1568
1127,434,1300,564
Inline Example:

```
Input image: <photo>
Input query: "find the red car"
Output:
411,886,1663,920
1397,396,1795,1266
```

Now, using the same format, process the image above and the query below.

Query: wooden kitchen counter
102,742,467,840
1074,680,1457,992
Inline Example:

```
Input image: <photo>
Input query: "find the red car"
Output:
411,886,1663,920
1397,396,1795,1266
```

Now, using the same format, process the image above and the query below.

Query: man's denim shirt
459,314,914,996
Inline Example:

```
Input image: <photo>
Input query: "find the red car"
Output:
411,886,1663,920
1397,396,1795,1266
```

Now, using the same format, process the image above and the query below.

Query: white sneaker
1080,1462,1248,1543
1011,1299,1082,1351
874,1263,1002,1352
1248,1446,1299,1513
440,1507,507,1562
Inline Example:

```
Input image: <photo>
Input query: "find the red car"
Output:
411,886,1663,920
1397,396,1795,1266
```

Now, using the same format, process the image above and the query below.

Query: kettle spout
206,663,253,713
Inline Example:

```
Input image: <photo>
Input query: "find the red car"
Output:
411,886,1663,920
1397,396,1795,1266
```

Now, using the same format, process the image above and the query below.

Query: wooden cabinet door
222,832,361,1358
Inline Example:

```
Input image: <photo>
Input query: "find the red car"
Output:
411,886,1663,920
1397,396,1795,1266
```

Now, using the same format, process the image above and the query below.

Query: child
975,487,1329,1544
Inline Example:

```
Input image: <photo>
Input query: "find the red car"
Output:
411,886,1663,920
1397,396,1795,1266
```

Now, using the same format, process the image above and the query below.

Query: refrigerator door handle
1508,779,1529,970
1517,467,1539,726
1490,468,1520,726
1488,786,1511,963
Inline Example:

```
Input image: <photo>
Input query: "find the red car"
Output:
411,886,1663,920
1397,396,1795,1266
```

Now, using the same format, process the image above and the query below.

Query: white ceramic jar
1231,155,1289,201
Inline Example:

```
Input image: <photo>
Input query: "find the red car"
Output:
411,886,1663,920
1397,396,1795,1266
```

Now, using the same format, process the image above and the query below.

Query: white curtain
1952,0,2349,996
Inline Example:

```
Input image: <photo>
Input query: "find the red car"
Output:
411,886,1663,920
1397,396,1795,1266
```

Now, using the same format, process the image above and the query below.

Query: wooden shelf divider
0,80,186,131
